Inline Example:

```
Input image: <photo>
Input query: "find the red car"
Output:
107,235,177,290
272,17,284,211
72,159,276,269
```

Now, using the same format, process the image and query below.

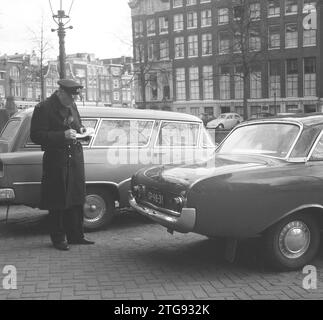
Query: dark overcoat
30,92,86,210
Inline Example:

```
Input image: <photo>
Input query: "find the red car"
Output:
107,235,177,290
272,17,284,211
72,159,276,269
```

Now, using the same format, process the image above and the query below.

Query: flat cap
58,79,83,95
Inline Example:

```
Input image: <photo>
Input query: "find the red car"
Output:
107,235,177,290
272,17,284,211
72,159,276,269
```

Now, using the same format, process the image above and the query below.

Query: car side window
157,121,200,147
79,119,98,146
310,135,323,161
25,118,98,149
93,119,154,147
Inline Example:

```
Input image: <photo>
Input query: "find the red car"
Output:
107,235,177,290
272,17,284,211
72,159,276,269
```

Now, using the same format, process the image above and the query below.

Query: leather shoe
53,242,69,251
68,238,95,245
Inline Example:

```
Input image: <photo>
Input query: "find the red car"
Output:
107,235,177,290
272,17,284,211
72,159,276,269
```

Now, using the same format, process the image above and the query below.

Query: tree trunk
243,74,249,120
140,71,146,109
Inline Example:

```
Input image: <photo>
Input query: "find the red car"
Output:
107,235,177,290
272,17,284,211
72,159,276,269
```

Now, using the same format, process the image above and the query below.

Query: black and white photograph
0,0,322,306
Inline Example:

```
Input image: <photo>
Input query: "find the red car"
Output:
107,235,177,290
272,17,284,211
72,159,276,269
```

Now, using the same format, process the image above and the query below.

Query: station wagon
0,107,215,230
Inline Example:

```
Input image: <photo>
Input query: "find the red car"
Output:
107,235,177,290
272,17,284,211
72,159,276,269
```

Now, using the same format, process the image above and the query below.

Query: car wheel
217,124,224,129
83,187,115,230
263,214,320,270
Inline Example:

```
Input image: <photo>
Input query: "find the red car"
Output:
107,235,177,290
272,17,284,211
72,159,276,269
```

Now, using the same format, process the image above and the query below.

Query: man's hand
79,127,86,134
64,129,77,140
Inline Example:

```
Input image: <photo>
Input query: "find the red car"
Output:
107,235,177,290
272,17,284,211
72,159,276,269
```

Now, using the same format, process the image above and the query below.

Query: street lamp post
49,0,74,79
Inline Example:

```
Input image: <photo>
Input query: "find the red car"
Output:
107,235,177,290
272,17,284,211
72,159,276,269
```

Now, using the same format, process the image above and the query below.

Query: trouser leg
64,205,84,242
48,209,66,244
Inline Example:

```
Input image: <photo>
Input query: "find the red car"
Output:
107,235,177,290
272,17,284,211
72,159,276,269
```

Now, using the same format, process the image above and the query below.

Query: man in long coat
30,79,94,250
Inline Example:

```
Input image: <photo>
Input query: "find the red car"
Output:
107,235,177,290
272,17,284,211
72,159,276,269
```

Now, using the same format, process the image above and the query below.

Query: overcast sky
0,0,133,60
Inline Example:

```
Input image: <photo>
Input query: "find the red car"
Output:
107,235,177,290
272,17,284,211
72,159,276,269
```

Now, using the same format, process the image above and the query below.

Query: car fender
186,164,323,238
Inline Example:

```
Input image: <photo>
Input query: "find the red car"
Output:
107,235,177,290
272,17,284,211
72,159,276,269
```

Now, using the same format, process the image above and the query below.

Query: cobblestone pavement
0,206,322,300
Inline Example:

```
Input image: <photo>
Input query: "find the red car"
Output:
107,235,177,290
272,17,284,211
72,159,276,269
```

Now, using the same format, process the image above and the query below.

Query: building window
249,29,261,51
160,39,169,60
200,0,211,3
146,18,156,36
268,25,280,49
219,66,230,100
174,14,184,31
113,92,120,101
304,57,316,97
135,43,144,62
268,0,280,17
187,11,197,28
303,28,316,47
176,68,186,101
113,79,119,89
285,23,298,48
201,9,212,27
173,0,183,8
286,59,298,97
148,41,157,61
134,20,143,38
159,16,169,34
202,33,212,55
188,35,198,57
250,68,262,99
219,32,230,54
203,66,213,100
218,8,229,25
234,65,243,100
174,37,185,59
149,73,158,100
269,60,281,98
186,0,196,5
250,2,261,20
233,5,244,20
233,32,242,53
285,0,298,15
189,67,199,100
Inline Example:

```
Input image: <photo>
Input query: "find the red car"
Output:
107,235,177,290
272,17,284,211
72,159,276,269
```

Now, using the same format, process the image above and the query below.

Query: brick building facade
130,0,322,118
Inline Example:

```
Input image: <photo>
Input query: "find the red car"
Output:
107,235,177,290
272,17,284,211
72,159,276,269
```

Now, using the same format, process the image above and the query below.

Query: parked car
207,113,242,129
129,114,323,270
0,107,215,230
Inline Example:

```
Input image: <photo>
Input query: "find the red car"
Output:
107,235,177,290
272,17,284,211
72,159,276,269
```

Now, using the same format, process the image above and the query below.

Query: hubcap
278,221,310,259
84,194,106,223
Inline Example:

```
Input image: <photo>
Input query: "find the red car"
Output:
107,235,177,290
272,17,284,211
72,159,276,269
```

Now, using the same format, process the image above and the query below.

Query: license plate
147,191,164,206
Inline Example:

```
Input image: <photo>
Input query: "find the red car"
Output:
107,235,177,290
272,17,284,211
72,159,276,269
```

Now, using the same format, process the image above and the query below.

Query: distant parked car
130,114,323,270
0,107,215,230
207,113,242,130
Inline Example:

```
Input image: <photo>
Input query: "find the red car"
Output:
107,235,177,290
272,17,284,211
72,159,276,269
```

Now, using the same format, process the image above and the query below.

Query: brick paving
0,205,322,300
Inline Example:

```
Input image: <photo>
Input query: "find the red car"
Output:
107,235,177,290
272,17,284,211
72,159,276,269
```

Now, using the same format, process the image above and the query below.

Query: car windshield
219,115,226,119
0,119,21,142
217,122,300,158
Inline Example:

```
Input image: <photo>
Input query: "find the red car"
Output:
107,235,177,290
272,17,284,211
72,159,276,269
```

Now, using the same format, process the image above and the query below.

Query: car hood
137,154,282,191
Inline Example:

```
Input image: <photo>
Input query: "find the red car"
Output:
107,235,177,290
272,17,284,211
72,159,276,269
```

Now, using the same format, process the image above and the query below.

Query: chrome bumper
128,191,196,233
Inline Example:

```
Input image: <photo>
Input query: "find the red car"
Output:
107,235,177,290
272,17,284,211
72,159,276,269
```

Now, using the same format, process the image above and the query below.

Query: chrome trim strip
13,182,41,185
117,178,131,187
86,181,118,187
306,129,323,161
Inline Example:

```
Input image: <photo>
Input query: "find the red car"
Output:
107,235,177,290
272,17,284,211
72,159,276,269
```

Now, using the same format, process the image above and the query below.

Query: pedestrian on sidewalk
30,79,95,251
